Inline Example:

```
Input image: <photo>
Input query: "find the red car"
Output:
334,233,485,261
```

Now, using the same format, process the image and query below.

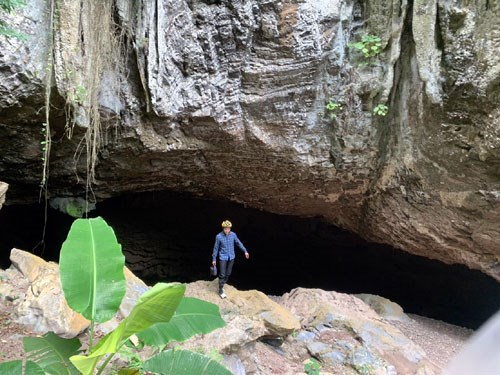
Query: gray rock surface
355,293,410,323
7,249,149,337
281,287,439,374
0,1,499,280
181,282,438,374
10,249,90,338
0,182,7,210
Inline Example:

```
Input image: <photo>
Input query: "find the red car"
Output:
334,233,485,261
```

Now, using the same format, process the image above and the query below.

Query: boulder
355,293,410,323
10,249,90,338
179,280,300,353
10,249,53,283
8,249,149,337
235,341,305,375
120,266,149,317
227,287,300,336
281,288,439,375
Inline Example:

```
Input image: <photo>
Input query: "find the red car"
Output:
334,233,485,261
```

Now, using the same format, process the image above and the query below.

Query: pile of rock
1,249,440,374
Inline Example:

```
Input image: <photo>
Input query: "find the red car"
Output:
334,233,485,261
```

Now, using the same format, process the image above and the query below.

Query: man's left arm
234,234,250,259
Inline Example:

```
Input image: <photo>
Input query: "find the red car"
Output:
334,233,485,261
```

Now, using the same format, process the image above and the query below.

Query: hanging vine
46,0,127,214
40,0,55,193
35,0,57,254
36,0,127,224
75,1,124,192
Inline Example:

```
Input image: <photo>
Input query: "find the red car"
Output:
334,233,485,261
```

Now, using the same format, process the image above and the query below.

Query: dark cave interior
0,190,499,329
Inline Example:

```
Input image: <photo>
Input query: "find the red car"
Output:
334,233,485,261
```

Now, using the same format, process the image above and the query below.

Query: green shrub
348,34,382,59
325,100,343,119
304,358,321,375
373,103,389,117
355,363,375,374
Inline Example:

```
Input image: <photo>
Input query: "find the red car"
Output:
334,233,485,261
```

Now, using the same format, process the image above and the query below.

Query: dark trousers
218,259,234,293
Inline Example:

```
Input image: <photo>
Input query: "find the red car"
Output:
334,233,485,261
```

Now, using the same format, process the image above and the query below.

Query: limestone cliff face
0,1,499,280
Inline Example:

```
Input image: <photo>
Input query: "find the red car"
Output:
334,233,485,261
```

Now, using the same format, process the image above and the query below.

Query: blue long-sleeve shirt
212,231,248,261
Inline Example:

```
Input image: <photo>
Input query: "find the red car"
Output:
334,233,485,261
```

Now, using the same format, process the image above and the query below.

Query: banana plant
0,361,44,375
71,282,185,374
143,349,232,375
137,297,226,347
24,332,81,374
0,217,230,375
59,217,126,348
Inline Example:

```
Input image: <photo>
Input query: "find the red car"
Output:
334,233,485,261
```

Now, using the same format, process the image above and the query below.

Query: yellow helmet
221,220,232,228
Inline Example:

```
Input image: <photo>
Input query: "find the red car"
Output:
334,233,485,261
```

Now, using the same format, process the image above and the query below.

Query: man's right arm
212,235,220,263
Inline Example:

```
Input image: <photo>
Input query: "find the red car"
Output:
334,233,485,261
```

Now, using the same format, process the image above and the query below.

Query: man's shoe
219,292,227,299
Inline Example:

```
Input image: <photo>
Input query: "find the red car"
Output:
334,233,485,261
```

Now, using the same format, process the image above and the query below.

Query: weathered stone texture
10,249,90,338
6,249,149,337
0,182,7,210
0,1,499,280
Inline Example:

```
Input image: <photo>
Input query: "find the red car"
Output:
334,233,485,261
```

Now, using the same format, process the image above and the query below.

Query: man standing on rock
212,220,250,299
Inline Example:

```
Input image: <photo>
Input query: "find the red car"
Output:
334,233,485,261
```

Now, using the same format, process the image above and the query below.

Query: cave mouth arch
0,190,499,329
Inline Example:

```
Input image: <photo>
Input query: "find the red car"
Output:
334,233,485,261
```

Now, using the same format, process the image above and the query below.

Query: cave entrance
1,190,499,329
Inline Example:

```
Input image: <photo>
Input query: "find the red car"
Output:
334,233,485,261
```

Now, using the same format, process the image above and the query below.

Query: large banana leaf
0,360,45,375
143,349,232,375
137,297,225,347
59,217,126,323
23,332,81,375
70,283,185,375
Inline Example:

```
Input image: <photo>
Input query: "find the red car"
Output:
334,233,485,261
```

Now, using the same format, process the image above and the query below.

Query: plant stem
88,320,95,351
96,352,116,375
96,341,126,375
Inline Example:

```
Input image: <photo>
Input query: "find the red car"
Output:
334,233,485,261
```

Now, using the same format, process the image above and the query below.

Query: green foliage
0,0,25,13
304,358,321,375
65,202,84,218
325,100,343,119
59,217,126,324
373,103,389,117
137,297,226,347
355,363,375,374
143,349,232,375
192,347,225,364
206,348,225,364
23,332,81,374
68,85,87,106
348,34,383,59
70,283,185,374
114,342,144,372
0,360,45,374
0,0,27,40
0,23,27,39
